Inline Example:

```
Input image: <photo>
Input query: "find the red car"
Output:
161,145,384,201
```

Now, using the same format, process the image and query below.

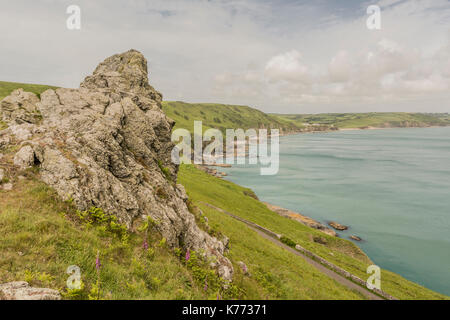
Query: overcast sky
1,0,449,113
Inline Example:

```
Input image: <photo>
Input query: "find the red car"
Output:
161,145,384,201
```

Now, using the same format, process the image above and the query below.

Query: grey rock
0,89,40,125
0,281,61,300
13,145,35,168
0,49,233,281
176,184,188,202
0,168,4,181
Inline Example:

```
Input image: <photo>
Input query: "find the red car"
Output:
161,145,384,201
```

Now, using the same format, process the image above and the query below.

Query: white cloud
264,50,312,83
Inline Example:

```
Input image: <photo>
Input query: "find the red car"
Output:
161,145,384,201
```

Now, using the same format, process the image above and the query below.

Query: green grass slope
0,81,57,100
162,101,300,134
178,164,448,300
272,112,450,129
0,169,365,300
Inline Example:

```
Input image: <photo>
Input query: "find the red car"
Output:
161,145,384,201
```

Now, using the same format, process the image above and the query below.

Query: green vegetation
0,177,226,299
178,164,449,300
272,112,450,129
163,102,450,135
2,80,449,299
280,236,297,248
0,163,365,299
0,81,57,100
162,101,299,135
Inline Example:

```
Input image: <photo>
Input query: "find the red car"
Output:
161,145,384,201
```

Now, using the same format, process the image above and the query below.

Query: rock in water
328,221,349,231
0,49,233,281
350,235,362,241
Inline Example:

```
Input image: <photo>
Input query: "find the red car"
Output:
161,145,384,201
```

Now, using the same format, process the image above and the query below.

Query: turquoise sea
221,127,450,296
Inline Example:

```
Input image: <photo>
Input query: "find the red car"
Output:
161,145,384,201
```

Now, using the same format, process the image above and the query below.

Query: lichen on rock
0,49,233,281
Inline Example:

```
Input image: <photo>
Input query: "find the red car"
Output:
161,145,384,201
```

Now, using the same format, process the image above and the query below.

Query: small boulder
328,221,348,231
13,145,35,169
0,168,4,181
0,281,61,300
350,235,362,241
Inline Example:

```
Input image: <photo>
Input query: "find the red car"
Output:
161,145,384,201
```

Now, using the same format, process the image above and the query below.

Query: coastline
263,202,337,237
279,124,450,137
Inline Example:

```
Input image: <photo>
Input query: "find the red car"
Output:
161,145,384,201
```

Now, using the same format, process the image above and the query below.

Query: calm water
221,127,450,296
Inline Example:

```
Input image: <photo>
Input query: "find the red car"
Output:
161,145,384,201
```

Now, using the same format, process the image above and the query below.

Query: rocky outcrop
0,49,233,280
0,282,61,300
328,221,349,231
0,89,41,125
264,202,337,237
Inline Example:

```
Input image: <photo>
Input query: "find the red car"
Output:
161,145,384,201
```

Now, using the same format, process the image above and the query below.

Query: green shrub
280,236,296,248
76,207,128,244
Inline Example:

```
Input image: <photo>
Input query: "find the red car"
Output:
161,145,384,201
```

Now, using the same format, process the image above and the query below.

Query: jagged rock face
0,49,233,281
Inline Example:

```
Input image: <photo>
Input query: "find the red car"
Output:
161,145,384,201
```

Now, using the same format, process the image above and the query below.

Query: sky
1,0,449,114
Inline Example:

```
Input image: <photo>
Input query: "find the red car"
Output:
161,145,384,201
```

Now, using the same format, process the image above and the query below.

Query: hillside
272,112,450,129
1,163,447,299
162,101,301,134
0,169,367,300
1,72,449,300
178,164,448,300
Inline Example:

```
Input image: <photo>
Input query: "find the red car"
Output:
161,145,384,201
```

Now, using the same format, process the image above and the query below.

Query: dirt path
201,202,384,300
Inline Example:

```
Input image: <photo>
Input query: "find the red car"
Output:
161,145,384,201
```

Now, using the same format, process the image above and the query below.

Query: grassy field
272,112,450,129
178,164,449,300
0,81,57,100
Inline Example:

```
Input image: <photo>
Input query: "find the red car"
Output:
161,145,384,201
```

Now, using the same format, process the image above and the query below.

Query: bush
76,207,128,244
280,236,296,248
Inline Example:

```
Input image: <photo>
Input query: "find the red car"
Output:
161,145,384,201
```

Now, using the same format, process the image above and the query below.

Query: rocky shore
263,202,337,237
